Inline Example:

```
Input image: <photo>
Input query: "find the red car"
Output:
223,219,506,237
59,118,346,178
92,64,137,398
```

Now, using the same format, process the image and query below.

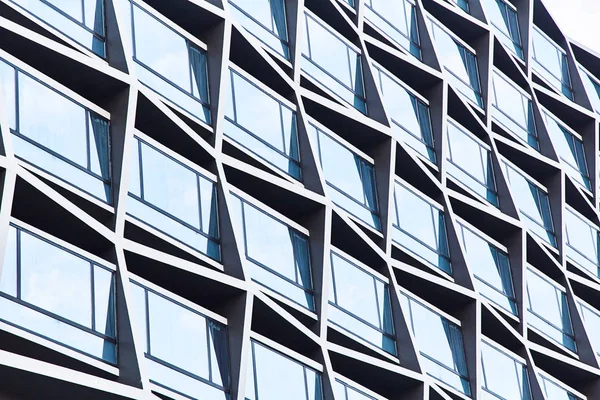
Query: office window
481,0,523,59
10,0,106,58
540,374,582,400
446,120,499,206
374,65,435,163
364,0,421,59
229,0,290,59
118,0,210,123
302,12,367,114
503,163,556,248
580,66,600,115
543,111,591,190
491,70,538,150
526,268,576,352
328,251,395,354
334,380,376,400
400,293,470,396
578,301,600,357
565,207,600,277
225,68,301,180
230,194,314,310
0,59,111,203
428,20,483,108
130,281,229,400
0,224,116,363
457,222,517,315
531,26,573,100
309,124,381,230
246,340,323,400
392,181,451,274
127,137,221,260
481,341,532,399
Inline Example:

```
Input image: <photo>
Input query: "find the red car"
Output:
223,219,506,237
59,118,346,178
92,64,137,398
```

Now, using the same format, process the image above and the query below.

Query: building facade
0,0,598,399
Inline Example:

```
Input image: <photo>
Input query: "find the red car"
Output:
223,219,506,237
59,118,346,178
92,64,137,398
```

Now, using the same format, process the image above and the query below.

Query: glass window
333,380,376,400
246,340,323,400
540,374,582,400
10,0,106,58
119,0,210,124
224,69,301,180
531,26,573,100
526,268,576,352
428,20,483,108
491,70,538,150
127,137,221,260
457,222,517,315
363,0,421,59
302,13,366,114
565,207,600,277
229,0,290,59
449,0,469,12
543,111,591,190
230,194,314,310
0,59,111,203
328,251,395,354
481,0,523,60
0,225,116,363
309,125,381,230
446,120,498,206
373,65,435,163
391,181,451,274
580,67,600,115
130,281,229,400
481,341,532,400
578,301,600,357
503,163,556,248
400,293,470,396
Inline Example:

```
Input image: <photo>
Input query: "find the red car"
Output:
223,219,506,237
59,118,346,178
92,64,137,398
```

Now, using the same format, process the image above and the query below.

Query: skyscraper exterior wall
0,0,599,399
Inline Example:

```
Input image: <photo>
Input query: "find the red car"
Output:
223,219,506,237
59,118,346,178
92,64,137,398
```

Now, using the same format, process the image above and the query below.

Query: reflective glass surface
309,124,381,230
0,225,116,363
11,0,106,57
246,340,323,400
302,13,366,113
541,375,581,400
333,380,375,400
526,268,576,351
531,26,573,99
225,69,301,180
230,194,314,310
580,67,600,115
400,293,470,395
428,20,483,107
392,181,451,274
130,282,229,400
565,208,600,277
578,302,600,357
374,65,435,163
481,0,523,59
363,0,421,59
127,137,221,260
491,70,538,150
503,163,556,247
0,59,111,203
446,120,498,206
328,251,395,354
481,341,532,399
229,0,290,59
458,223,517,315
450,0,469,12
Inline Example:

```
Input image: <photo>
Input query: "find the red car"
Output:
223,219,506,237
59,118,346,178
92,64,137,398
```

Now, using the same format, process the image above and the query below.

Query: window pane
531,26,573,99
481,0,523,59
581,68,600,115
579,302,600,357
565,208,600,276
481,341,531,399
541,375,582,400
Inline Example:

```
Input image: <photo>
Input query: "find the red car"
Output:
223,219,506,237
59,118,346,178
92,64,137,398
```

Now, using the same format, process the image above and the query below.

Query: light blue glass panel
565,208,600,277
225,69,301,180
526,269,576,351
541,375,581,400
310,125,381,230
392,182,451,274
450,0,470,12
229,0,290,59
0,60,16,130
481,341,531,399
481,0,523,59
446,121,498,206
491,71,538,150
363,0,421,59
334,380,376,400
579,302,600,357
580,68,600,115
531,26,573,99
302,13,366,113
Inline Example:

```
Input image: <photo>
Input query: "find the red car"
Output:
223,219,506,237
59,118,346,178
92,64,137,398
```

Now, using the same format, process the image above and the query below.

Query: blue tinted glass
0,225,116,363
302,13,366,113
580,68,600,115
481,341,532,399
579,302,600,357
450,0,469,12
392,181,451,274
541,374,582,400
334,380,377,400
532,26,573,100
363,0,421,59
565,208,600,277
481,0,523,59
225,69,301,180
127,137,221,260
